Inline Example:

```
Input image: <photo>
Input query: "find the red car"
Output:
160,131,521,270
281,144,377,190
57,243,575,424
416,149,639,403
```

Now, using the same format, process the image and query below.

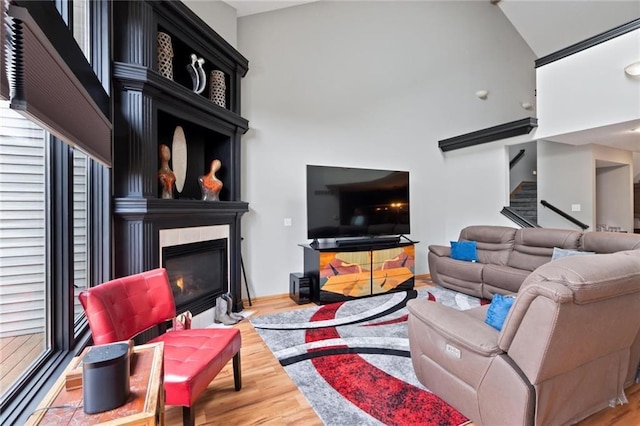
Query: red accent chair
79,268,241,426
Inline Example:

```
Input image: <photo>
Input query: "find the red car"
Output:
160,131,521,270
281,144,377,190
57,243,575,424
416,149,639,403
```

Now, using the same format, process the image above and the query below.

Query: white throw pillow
551,247,595,260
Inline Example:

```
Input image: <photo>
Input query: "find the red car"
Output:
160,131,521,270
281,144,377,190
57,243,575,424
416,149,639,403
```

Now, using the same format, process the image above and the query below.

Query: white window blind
0,100,46,338
73,149,88,319
72,0,90,60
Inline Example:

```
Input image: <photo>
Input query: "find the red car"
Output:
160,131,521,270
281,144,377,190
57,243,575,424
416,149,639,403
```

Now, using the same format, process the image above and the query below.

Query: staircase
510,181,538,225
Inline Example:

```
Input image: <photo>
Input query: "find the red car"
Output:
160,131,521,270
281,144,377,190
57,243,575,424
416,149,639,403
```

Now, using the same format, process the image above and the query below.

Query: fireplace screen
162,238,227,316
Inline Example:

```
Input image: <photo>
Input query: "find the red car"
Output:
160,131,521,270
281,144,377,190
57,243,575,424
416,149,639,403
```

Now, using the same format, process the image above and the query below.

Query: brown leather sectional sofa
425,225,640,408
428,225,640,300
409,249,640,425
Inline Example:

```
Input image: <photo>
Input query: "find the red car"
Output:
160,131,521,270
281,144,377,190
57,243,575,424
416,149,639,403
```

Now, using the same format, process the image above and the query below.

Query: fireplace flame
176,277,184,292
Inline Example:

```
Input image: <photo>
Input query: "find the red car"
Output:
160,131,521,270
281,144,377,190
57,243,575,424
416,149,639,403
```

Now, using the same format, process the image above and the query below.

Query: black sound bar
335,236,400,247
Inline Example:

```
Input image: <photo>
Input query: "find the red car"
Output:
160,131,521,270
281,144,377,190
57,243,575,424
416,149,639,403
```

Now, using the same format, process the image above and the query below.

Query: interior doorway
508,141,538,225
595,161,632,233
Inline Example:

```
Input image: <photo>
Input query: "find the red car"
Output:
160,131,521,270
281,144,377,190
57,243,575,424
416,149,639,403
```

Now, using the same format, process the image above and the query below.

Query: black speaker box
82,341,131,414
289,272,310,304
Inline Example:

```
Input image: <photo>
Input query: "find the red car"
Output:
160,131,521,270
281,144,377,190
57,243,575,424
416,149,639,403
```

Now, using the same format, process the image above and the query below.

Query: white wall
441,140,517,238
537,141,593,230
237,1,536,298
537,141,633,231
183,0,238,48
536,28,640,140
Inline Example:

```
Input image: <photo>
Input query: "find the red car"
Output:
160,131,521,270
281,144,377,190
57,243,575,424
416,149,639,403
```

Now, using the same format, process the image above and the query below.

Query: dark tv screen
306,165,410,240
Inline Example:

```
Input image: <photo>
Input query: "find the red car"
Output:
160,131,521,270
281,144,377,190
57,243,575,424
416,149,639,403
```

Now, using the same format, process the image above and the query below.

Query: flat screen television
306,165,410,241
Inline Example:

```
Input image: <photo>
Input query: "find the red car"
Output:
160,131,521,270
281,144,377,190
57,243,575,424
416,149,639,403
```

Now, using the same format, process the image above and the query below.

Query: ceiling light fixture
631,127,640,133
521,102,533,110
624,61,640,76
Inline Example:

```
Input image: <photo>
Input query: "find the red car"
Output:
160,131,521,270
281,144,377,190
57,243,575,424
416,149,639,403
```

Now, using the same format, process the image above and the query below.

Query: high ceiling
223,0,640,152
497,0,639,58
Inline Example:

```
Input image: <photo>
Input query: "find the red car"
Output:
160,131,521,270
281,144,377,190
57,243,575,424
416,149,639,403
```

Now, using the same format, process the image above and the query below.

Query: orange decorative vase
158,144,176,199
199,159,223,201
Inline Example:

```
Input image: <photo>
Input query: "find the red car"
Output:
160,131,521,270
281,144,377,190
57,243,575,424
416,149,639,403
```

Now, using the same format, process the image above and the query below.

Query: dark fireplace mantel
113,198,249,217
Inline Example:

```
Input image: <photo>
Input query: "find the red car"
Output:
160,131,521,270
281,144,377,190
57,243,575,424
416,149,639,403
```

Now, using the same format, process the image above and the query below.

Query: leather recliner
408,250,640,425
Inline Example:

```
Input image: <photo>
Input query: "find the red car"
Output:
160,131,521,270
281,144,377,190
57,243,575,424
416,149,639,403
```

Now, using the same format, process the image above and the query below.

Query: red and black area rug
250,286,482,426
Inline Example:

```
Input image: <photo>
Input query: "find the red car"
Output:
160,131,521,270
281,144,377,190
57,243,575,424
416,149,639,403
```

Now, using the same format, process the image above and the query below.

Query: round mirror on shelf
172,126,187,194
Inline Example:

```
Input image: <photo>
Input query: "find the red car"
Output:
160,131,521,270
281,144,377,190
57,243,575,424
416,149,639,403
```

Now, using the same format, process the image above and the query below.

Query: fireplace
162,238,227,316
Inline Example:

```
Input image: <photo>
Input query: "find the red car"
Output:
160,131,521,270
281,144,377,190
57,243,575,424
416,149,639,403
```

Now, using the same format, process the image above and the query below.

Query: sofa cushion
437,256,484,282
507,228,581,272
464,304,490,322
459,225,516,266
451,241,478,262
483,264,530,295
436,256,486,298
580,231,640,253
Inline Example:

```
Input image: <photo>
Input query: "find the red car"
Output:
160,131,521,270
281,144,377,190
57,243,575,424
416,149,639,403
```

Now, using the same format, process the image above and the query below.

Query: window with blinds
72,149,89,320
0,1,110,421
0,96,93,403
72,0,90,60
0,100,49,399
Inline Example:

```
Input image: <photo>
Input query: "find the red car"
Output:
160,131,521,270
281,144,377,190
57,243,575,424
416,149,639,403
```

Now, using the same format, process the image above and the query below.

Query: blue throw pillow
485,294,515,331
450,241,478,262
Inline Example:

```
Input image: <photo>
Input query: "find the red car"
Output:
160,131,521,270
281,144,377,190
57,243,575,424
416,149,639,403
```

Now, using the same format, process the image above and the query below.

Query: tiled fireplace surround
159,225,230,328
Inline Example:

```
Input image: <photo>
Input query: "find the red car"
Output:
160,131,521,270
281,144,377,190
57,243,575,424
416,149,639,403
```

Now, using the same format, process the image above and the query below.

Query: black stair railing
540,200,589,230
509,149,526,169
500,206,540,228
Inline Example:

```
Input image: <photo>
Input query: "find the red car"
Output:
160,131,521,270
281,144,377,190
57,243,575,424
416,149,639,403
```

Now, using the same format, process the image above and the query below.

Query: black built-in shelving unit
112,0,249,311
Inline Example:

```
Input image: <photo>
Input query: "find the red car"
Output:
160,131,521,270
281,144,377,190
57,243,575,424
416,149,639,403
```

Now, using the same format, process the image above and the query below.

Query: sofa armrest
428,244,451,258
407,299,501,357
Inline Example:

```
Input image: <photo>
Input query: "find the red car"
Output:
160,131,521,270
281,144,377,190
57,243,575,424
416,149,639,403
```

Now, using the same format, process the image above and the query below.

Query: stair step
509,199,538,208
510,206,536,212
513,190,537,196
508,181,538,226
511,207,537,215
512,196,536,201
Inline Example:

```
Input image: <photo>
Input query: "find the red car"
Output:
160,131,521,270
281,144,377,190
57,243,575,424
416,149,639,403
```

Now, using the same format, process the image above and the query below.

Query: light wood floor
164,280,640,426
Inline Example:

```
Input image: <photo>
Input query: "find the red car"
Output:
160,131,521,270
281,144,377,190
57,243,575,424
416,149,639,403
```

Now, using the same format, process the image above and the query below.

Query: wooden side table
25,342,164,426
